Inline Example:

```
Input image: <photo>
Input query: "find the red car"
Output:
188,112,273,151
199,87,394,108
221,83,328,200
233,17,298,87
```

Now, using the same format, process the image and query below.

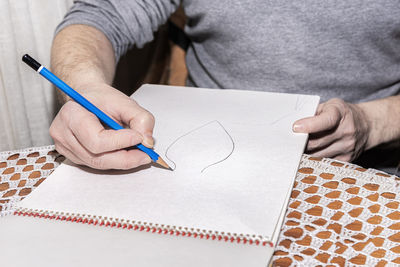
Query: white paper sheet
18,85,319,241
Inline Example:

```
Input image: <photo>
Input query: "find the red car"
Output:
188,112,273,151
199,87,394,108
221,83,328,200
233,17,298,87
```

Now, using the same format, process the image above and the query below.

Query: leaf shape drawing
165,121,234,173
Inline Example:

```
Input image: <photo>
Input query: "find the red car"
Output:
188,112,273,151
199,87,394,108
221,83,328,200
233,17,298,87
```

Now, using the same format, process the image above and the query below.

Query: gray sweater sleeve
56,0,180,61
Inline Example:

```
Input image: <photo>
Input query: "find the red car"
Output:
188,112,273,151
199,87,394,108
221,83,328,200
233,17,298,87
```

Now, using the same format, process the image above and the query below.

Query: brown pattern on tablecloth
1,146,399,266
0,146,64,215
273,156,400,266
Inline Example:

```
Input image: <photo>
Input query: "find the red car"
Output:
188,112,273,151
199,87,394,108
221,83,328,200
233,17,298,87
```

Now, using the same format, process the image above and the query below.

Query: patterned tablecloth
1,145,399,266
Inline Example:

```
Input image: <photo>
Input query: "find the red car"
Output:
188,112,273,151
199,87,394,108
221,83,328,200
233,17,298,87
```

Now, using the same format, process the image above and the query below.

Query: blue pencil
22,54,171,170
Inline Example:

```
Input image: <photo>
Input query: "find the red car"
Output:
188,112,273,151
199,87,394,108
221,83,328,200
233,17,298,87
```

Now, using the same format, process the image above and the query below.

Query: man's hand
50,25,156,170
292,98,370,162
50,83,155,170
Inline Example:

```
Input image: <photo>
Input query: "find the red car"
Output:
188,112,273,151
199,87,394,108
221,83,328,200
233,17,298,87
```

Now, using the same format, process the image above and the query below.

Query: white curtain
0,0,73,151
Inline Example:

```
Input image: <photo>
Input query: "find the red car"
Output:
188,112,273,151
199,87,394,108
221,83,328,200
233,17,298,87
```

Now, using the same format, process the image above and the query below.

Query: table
1,145,399,266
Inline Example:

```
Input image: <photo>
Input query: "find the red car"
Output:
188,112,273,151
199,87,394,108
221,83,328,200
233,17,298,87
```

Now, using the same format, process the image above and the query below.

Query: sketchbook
2,85,319,265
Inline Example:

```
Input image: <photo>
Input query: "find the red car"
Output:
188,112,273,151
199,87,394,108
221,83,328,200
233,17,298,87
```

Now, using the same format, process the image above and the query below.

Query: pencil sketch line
269,113,292,125
201,121,235,173
164,120,235,173
164,121,218,170
271,96,310,125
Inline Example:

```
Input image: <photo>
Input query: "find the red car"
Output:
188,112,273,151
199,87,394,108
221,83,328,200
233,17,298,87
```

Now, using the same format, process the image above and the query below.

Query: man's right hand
50,82,155,170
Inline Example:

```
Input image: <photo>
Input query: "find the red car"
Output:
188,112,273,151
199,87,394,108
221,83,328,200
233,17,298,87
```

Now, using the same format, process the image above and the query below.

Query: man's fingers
58,140,150,170
308,141,353,162
306,133,339,152
308,143,342,159
54,141,85,166
83,128,143,154
293,104,342,134
68,104,144,154
86,149,151,170
62,128,151,169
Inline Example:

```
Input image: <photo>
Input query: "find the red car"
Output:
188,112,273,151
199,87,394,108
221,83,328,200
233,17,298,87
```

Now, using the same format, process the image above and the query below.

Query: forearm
357,95,400,149
50,24,116,103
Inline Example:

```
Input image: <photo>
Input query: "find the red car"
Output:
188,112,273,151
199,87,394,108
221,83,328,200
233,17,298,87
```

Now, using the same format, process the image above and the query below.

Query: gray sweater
57,0,400,103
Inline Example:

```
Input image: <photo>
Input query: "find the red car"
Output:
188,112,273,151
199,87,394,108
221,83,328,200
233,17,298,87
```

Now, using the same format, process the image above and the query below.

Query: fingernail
142,134,154,148
293,124,304,133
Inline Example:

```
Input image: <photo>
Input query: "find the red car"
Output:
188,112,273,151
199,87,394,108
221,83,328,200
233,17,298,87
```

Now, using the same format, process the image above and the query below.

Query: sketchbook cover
13,84,319,246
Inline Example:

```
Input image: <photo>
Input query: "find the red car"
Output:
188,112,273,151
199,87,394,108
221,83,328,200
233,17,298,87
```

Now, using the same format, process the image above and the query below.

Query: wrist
57,77,110,104
356,102,382,150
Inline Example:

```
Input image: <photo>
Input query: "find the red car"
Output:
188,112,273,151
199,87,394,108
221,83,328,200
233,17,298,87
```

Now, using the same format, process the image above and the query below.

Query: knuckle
326,115,338,128
121,158,135,170
325,99,346,118
54,143,66,155
86,138,102,154
146,112,156,124
58,107,68,122
128,98,138,106
342,155,352,162
100,131,128,152
136,109,155,127
49,123,60,141
139,111,155,125
346,126,356,137
307,140,319,150
110,133,126,150
346,139,356,150
124,134,136,148
335,154,351,162
59,103,73,122
330,98,345,106
339,139,356,155
88,156,106,169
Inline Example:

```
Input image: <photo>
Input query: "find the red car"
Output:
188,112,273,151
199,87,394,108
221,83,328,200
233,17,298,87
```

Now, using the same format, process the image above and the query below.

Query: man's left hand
293,98,370,162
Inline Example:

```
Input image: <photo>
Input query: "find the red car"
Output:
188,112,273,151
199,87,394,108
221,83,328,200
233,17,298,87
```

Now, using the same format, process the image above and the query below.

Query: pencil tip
156,157,173,170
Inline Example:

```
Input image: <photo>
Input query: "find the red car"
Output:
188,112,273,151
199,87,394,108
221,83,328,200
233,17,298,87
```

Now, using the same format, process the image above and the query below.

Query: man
50,0,400,172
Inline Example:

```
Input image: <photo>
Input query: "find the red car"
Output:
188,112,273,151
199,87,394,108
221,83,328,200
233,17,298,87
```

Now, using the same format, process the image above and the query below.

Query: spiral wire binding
14,207,273,247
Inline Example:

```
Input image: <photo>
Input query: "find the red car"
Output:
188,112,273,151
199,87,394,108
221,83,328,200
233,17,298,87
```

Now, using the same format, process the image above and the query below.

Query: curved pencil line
164,120,235,173
200,121,235,173
165,121,217,170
